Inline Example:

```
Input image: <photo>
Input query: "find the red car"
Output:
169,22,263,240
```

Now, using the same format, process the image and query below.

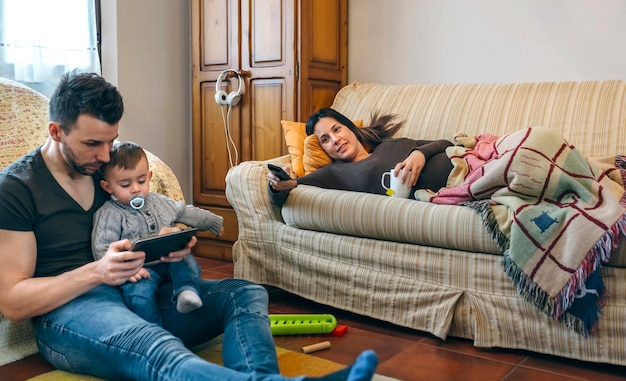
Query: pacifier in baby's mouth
129,195,145,210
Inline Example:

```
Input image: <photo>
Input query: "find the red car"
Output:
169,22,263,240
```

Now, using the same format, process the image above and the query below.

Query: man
0,71,377,380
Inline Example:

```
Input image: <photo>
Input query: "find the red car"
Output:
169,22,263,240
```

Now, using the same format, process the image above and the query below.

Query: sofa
0,77,185,366
226,80,626,366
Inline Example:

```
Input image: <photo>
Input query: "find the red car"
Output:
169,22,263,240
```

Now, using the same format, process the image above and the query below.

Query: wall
349,0,626,84
101,0,192,201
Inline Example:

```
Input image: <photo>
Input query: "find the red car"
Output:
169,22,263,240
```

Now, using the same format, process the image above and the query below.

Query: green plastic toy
269,314,337,335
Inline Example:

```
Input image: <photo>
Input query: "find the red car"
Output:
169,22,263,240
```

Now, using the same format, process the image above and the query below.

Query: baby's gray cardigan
92,192,223,259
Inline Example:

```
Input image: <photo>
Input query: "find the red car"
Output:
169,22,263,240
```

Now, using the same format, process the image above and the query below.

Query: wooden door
191,0,347,260
298,0,348,120
239,0,296,162
191,0,295,259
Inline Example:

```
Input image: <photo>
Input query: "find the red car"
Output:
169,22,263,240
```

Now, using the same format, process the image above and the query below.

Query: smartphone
267,163,291,180
130,228,198,265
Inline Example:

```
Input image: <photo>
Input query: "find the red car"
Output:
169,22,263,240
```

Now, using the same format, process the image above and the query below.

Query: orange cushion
281,120,308,177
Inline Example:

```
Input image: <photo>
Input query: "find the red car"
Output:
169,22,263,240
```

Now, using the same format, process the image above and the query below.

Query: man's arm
0,229,145,322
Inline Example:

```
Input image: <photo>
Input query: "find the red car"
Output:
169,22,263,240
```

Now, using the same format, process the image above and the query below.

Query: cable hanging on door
220,105,238,168
215,70,245,168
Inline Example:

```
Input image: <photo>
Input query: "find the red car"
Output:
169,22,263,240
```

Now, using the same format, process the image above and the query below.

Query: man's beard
61,144,102,176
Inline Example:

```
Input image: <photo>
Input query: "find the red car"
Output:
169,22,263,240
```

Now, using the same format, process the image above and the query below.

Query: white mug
381,168,412,198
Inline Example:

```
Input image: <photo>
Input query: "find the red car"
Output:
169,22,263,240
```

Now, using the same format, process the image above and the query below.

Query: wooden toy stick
301,340,331,354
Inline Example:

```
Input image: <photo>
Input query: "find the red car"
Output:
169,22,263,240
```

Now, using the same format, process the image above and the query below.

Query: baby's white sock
176,290,203,313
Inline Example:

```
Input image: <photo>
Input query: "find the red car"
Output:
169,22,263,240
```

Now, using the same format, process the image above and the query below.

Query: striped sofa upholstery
0,77,185,366
226,80,626,366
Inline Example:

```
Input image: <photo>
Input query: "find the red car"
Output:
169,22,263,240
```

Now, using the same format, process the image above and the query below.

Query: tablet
130,228,198,265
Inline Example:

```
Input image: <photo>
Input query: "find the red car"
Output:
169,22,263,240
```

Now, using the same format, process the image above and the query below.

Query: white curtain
0,0,100,97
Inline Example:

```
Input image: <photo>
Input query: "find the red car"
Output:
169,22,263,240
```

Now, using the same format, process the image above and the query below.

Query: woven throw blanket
416,127,626,335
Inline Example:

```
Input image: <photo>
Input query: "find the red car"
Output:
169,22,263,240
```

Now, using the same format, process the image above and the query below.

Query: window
0,0,100,97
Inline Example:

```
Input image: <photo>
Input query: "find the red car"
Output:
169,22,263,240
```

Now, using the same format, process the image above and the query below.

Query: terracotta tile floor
2,257,624,381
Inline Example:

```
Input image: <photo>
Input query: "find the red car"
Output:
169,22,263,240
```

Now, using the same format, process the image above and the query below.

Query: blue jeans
34,279,305,380
121,256,202,324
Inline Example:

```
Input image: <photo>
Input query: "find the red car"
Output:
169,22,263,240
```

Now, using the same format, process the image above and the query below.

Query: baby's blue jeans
121,255,202,324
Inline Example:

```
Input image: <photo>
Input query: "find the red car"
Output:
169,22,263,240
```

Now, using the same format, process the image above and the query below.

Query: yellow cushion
303,119,363,175
281,120,308,177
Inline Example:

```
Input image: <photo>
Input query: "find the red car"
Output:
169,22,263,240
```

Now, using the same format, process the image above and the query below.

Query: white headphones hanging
215,70,245,107
214,69,244,168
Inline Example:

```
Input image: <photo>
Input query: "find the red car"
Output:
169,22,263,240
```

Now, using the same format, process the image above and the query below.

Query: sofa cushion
282,185,502,254
331,81,626,159
281,120,308,177
281,184,626,267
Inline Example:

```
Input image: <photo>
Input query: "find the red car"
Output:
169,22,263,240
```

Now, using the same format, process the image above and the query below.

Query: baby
92,141,224,324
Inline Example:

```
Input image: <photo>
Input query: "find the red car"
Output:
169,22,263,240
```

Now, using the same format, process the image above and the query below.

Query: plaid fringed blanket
415,127,626,335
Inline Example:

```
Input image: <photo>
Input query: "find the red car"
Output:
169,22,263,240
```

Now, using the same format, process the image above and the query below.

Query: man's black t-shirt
0,148,109,277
